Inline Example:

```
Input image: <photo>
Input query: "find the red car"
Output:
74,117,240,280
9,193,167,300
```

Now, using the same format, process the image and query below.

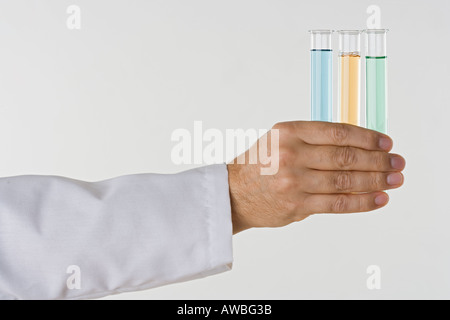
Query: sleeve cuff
203,164,233,276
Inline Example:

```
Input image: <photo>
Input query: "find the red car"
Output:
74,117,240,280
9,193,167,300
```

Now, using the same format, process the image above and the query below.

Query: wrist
227,163,252,234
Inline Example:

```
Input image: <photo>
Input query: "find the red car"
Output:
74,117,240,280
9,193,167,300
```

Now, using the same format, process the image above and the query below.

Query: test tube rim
308,29,334,34
364,29,389,34
337,30,362,35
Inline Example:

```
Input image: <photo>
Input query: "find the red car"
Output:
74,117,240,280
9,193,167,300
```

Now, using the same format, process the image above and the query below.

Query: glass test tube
338,30,361,126
309,30,333,122
365,29,388,133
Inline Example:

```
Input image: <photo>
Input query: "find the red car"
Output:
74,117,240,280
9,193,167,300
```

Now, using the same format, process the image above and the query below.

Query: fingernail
390,155,406,170
374,193,389,206
387,172,403,185
379,137,392,151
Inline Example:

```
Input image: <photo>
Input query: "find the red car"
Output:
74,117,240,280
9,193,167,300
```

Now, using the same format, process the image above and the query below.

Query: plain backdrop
0,0,448,299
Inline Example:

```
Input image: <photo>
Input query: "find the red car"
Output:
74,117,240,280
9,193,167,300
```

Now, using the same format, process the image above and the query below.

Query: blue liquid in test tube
311,49,332,121
309,30,333,122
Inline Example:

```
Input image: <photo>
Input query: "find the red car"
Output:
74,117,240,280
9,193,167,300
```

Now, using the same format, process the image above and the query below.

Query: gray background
0,0,448,299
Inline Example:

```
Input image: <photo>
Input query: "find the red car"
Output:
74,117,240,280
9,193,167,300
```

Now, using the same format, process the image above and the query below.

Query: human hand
227,121,406,234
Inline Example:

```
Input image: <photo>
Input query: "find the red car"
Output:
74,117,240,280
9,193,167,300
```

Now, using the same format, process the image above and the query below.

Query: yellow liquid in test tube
340,54,360,125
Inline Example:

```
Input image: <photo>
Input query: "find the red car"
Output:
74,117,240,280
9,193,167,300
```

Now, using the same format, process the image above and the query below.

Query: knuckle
272,122,286,130
275,175,296,193
272,121,293,134
272,122,297,143
332,195,348,212
330,123,349,145
367,131,379,148
284,199,299,215
278,147,295,168
357,195,365,212
370,173,384,190
334,146,356,169
373,152,387,169
333,171,352,191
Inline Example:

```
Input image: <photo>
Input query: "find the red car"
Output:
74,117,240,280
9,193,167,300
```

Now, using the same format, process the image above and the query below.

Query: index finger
291,121,393,151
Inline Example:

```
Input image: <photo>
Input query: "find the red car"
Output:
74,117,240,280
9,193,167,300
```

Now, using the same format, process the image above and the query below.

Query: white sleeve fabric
0,164,233,300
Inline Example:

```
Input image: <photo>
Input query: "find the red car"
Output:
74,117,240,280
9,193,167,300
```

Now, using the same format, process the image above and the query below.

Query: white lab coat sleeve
0,164,233,300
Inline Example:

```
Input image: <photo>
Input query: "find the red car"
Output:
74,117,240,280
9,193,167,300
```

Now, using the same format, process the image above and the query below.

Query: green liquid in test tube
365,29,388,133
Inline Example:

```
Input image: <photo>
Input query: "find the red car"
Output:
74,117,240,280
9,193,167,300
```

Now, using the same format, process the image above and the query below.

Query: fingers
301,145,406,172
303,170,404,193
304,191,389,214
283,121,393,151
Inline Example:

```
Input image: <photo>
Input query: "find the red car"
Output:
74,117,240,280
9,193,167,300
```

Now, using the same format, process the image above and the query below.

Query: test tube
338,30,361,126
309,30,333,122
365,29,388,133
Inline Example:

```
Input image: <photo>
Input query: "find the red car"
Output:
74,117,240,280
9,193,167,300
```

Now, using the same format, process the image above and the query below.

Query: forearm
0,165,233,299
